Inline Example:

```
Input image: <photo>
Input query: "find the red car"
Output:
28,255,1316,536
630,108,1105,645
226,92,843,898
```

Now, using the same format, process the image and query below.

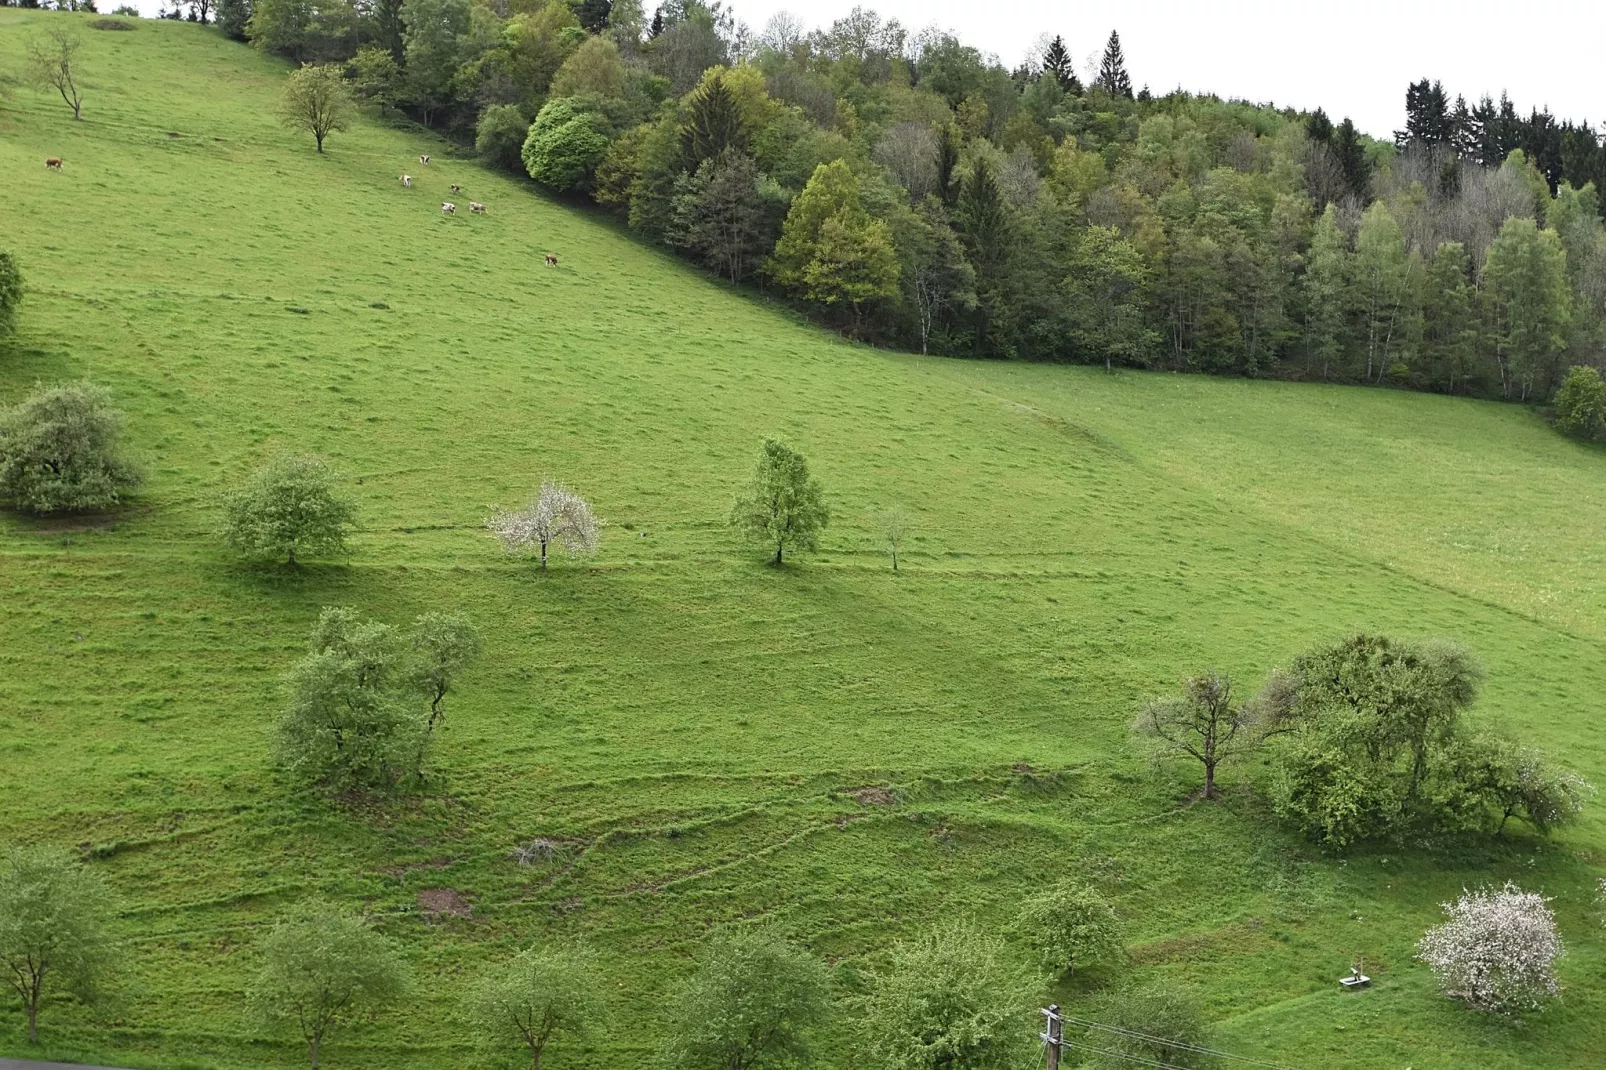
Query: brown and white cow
543,254,559,267
45,157,63,171
469,202,486,214
441,201,456,214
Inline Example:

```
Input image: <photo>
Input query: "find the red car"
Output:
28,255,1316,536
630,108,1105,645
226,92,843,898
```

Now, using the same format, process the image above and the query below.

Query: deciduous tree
27,26,85,121
1417,883,1563,1013
1134,671,1254,799
486,481,600,569
248,899,407,1069
0,846,118,1045
0,382,142,515
730,438,828,566
0,250,21,336
278,64,353,153
467,944,605,1070
1553,364,1606,438
1016,880,1123,976
522,96,613,191
222,454,355,565
661,928,829,1070
858,921,1031,1070
1483,217,1572,400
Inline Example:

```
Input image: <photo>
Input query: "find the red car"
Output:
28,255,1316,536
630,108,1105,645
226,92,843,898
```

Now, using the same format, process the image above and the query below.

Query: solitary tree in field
859,921,1031,1070
1016,880,1124,977
0,251,22,336
0,845,119,1045
1417,883,1563,1014
731,438,829,566
222,454,356,565
248,899,407,1069
467,944,605,1070
0,382,143,515
1133,671,1254,799
486,481,600,569
279,64,354,153
661,928,830,1070
879,506,907,572
27,27,86,120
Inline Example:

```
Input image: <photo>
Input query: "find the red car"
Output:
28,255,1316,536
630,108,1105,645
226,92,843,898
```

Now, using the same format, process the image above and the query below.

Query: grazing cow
449,183,461,194
469,202,486,214
419,154,430,166
543,254,559,267
401,174,412,188
441,201,456,214
45,157,63,171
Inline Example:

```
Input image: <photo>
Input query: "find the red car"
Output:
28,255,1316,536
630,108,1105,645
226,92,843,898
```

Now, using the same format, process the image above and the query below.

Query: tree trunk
310,1033,320,1069
27,1000,38,1044
1203,760,1217,799
774,542,783,566
316,131,325,153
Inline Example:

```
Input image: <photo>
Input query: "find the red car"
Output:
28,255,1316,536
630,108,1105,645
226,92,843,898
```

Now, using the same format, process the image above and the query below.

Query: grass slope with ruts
1,12,1603,1069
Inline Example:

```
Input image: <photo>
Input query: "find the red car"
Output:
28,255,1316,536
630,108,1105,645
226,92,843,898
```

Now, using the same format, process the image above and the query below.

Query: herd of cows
400,154,486,216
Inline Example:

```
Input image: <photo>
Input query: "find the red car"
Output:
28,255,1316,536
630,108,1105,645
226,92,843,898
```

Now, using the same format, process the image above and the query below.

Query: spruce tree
1041,35,1079,93
680,75,745,168
1306,107,1333,145
1333,117,1372,201
1095,30,1133,98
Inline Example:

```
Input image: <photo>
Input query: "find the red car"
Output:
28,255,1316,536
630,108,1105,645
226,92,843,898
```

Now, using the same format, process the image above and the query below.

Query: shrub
1016,879,1124,976
0,845,119,1045
248,899,407,1069
1417,883,1563,1013
222,454,355,564
0,382,142,514
486,481,599,569
662,928,829,1070
858,921,1031,1070
0,250,21,334
1081,983,1216,1069
476,103,531,172
522,95,612,191
1553,365,1606,439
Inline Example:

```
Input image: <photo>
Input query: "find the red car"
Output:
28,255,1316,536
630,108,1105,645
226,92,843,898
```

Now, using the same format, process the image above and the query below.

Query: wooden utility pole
1041,1004,1064,1070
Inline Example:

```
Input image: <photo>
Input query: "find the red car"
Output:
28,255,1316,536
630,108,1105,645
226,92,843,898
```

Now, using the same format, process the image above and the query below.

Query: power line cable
1057,1013,1302,1070
1054,1036,1198,1070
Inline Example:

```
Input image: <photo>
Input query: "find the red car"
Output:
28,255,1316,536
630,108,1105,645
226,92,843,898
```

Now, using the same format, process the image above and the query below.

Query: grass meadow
1,12,1604,1068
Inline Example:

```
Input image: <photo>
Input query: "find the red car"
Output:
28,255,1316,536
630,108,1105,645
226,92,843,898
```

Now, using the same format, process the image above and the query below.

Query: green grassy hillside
2,13,1604,1069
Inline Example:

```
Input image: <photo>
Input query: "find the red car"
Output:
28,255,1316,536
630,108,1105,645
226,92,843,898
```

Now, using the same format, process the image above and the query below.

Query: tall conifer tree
1095,31,1133,99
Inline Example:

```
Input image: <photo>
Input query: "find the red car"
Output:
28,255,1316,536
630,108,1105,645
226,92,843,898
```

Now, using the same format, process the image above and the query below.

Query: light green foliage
466,943,604,1070
476,102,531,172
347,46,402,112
1552,365,1606,438
1064,225,1156,371
407,611,482,731
770,160,899,325
522,95,611,191
0,250,22,335
1016,880,1123,976
221,454,355,564
278,64,353,153
278,606,472,793
1469,737,1592,835
501,2,581,100
1484,217,1572,401
858,922,1031,1070
661,928,829,1070
1353,201,1409,383
1420,243,1478,392
0,845,118,1045
1302,204,1350,379
8,21,1606,1067
400,0,470,119
1082,984,1216,1070
549,33,624,99
730,438,829,565
0,381,142,515
248,899,407,1069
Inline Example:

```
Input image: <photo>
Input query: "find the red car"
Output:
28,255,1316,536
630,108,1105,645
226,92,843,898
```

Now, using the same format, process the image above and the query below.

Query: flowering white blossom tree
1416,882,1563,1013
486,481,599,569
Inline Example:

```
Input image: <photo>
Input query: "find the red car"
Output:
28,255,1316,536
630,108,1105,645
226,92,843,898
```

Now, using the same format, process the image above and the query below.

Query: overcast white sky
132,0,1604,140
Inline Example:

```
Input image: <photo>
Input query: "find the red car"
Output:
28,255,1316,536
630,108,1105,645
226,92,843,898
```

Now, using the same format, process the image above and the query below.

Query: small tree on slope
730,438,829,566
0,846,119,1045
486,481,600,569
1416,882,1563,1013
